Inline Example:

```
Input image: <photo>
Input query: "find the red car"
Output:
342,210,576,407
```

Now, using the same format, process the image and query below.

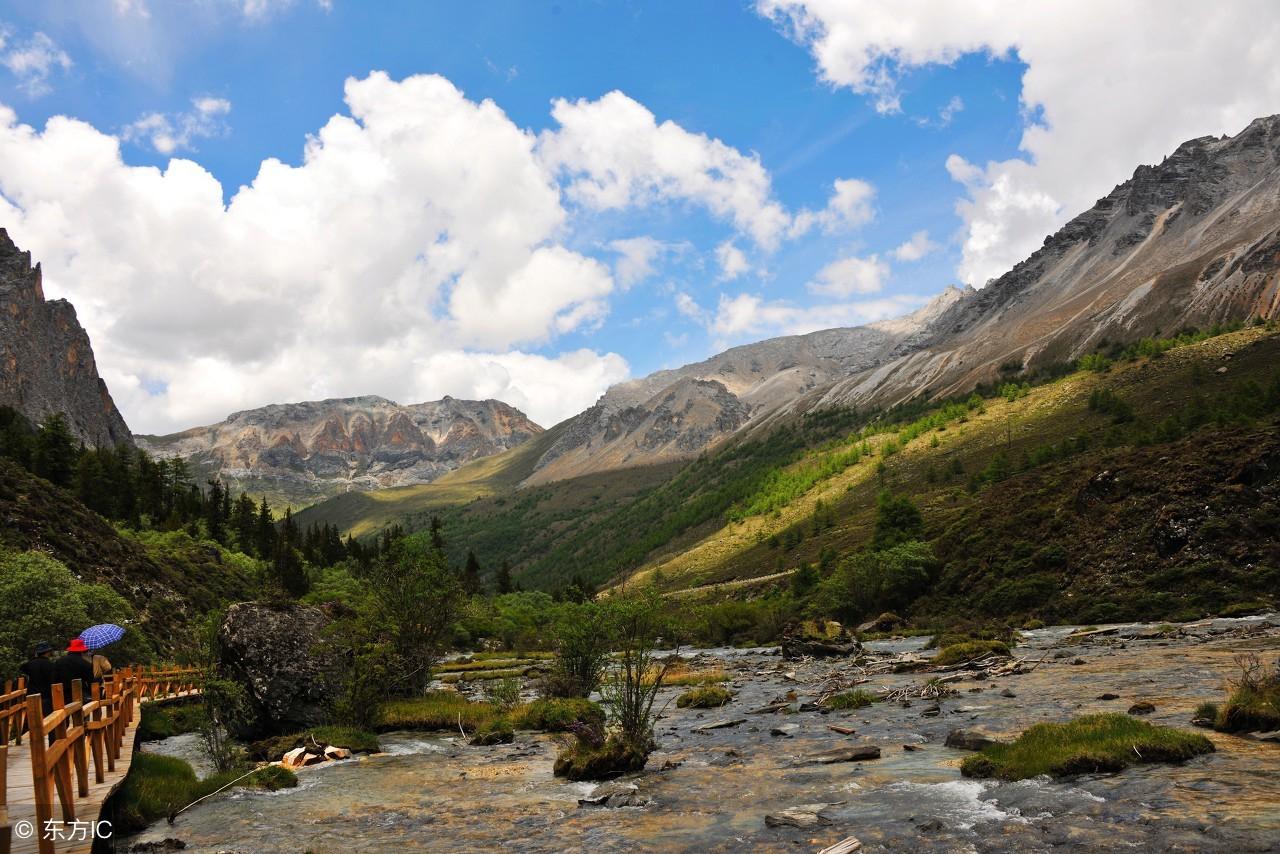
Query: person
92,651,113,681
52,637,96,704
18,641,56,715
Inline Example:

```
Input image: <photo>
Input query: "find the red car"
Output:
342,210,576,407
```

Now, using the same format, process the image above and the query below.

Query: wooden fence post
25,693,54,854
49,684,74,824
69,682,89,799
88,683,105,784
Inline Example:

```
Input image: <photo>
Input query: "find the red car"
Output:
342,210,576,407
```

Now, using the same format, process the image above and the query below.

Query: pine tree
495,560,513,595
429,516,445,552
254,496,275,560
31,413,77,487
462,549,482,595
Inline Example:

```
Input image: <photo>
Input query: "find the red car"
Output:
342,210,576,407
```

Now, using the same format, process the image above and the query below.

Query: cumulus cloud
0,72,626,432
122,96,231,154
758,0,1280,286
891,229,938,262
715,240,751,280
1,31,72,97
790,177,875,236
540,90,792,248
710,291,924,339
607,236,685,288
807,253,888,297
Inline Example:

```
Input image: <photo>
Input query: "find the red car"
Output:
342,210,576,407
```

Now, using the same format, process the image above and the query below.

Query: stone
1128,701,1156,715
129,839,188,852
1097,693,1120,700
1070,658,1087,665
921,705,941,717
695,718,747,732
1250,730,1280,742
944,729,1001,751
579,782,650,808
902,743,923,752
1000,688,1017,698
324,745,351,760
781,619,862,659
218,602,339,735
918,819,946,833
806,745,881,763
856,612,902,634
770,724,799,737
764,803,842,828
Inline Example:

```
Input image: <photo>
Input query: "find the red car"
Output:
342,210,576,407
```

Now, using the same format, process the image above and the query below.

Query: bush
469,717,514,745
1214,654,1280,733
484,675,522,711
675,685,733,708
138,701,207,742
545,601,611,698
1193,702,1219,725
961,714,1213,780
932,640,1011,667
818,540,937,621
822,689,877,710
512,698,605,732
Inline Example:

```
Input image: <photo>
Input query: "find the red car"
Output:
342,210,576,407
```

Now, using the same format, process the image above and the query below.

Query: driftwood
827,724,857,735
818,837,863,854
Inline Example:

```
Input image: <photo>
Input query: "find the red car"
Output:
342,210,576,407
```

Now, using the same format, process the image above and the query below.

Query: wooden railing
1,680,27,747
1,665,201,854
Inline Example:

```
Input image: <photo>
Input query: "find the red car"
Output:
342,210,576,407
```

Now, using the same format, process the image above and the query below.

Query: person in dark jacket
18,640,56,715
51,637,96,704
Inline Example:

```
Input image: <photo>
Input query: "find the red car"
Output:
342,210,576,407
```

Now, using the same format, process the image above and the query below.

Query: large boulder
218,602,337,735
781,619,861,659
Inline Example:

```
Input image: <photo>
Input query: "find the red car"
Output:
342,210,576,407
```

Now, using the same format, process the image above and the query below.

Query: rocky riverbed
128,614,1280,852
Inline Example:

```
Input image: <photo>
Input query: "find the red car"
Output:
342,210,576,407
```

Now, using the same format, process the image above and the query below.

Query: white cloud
891,229,938,262
715,240,751,280
607,236,684,288
808,253,888,297
790,176,876,236
0,72,625,433
540,90,792,248
674,291,708,323
1,31,72,97
711,291,923,338
758,0,1280,286
121,96,231,154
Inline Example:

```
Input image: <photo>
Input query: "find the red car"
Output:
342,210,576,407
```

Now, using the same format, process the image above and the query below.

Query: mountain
137,395,542,506
0,229,132,447
807,114,1280,412
523,286,967,485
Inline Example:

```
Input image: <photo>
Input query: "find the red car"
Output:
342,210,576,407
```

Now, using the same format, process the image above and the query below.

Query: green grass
960,713,1214,780
675,685,733,708
821,688,877,710
114,753,297,832
1214,659,1280,733
657,665,730,687
248,726,379,760
437,658,533,673
932,639,1011,666
137,701,207,742
511,698,605,731
378,691,502,732
438,666,532,684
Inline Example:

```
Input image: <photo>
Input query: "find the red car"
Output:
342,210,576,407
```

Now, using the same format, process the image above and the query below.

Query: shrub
1214,654,1280,733
675,685,733,708
961,714,1213,780
553,734,649,781
818,540,937,621
484,676,523,711
513,697,605,732
469,717,514,745
932,640,1011,667
545,601,611,698
1193,702,1219,724
822,689,876,710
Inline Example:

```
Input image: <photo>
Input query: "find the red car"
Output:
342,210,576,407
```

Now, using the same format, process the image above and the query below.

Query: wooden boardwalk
1,667,200,854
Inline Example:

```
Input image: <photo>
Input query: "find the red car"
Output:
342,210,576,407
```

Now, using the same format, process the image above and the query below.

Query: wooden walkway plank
1,667,200,854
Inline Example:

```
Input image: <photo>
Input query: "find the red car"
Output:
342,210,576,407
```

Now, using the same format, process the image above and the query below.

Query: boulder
944,729,1001,751
805,745,881,764
781,619,861,659
1128,701,1156,715
579,782,650,808
764,803,842,828
218,602,339,735
323,745,351,760
856,612,903,634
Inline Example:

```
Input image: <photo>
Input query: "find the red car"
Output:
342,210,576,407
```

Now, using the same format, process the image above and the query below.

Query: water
127,615,1280,852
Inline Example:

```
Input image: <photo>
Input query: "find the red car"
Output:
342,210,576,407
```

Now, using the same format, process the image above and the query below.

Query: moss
553,735,650,781
675,685,733,709
960,713,1213,780
113,753,297,833
137,701,206,742
469,717,514,745
511,698,605,731
932,639,1011,667
821,688,877,710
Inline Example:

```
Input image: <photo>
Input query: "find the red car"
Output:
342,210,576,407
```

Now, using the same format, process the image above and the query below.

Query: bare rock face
217,602,337,735
0,229,132,447
138,395,542,506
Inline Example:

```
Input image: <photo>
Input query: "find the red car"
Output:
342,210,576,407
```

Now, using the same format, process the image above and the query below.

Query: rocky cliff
0,229,132,447
137,395,543,505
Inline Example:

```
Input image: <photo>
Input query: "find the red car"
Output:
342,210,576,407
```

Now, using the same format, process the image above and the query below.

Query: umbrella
79,623,125,651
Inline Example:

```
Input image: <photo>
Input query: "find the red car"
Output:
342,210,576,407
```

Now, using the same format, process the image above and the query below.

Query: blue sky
0,1,1275,432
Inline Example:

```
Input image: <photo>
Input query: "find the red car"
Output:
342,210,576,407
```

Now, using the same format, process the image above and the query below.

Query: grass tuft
960,713,1213,780
675,685,733,708
932,639,1011,667
821,688,877,710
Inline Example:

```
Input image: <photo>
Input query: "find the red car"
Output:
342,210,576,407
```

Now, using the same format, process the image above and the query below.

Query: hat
34,641,53,655
66,638,88,653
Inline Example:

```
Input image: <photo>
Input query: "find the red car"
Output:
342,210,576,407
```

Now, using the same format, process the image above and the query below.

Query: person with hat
52,637,97,704
19,641,56,715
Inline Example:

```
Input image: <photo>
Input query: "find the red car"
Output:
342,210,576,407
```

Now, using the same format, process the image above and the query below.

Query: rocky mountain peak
0,229,132,447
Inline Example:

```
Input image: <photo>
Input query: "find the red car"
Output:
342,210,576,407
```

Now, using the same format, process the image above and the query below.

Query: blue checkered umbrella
78,623,125,651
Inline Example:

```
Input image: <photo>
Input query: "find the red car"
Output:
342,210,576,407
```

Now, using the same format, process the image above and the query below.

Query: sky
0,1,1278,434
